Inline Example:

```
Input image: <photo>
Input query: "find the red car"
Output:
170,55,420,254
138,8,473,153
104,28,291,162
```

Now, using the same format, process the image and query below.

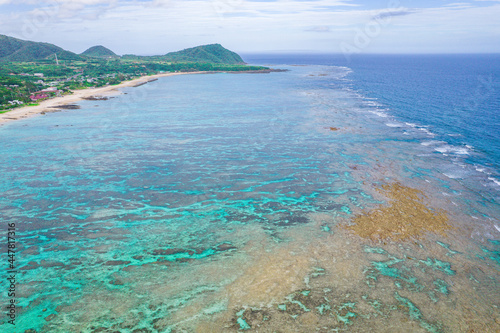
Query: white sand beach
0,72,204,126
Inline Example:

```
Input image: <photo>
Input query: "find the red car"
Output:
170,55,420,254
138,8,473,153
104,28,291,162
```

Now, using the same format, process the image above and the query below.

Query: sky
0,0,499,55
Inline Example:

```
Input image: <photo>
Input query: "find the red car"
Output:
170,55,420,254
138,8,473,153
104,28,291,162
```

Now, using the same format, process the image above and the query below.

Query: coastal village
0,67,137,111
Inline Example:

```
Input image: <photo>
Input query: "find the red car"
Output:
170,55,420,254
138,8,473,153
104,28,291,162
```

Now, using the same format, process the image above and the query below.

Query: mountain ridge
0,34,84,62
162,44,245,64
0,35,245,64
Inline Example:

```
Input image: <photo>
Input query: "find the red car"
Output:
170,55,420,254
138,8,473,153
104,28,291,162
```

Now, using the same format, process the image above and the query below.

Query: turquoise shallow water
1,65,499,332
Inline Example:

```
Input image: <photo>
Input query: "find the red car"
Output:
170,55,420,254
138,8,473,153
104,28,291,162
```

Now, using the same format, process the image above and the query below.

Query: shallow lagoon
1,64,499,332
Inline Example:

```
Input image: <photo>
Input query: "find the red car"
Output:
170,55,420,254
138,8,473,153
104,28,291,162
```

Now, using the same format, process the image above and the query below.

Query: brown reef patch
343,182,451,241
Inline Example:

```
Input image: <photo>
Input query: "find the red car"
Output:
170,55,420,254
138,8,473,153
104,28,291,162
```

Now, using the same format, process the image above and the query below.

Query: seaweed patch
343,183,451,241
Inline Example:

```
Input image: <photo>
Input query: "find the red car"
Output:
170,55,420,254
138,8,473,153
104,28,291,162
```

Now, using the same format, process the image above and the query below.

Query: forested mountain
0,34,84,62
1,35,244,65
162,44,245,64
81,45,117,58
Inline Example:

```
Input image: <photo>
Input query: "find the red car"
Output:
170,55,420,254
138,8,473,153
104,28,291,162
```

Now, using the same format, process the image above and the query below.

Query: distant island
0,34,276,112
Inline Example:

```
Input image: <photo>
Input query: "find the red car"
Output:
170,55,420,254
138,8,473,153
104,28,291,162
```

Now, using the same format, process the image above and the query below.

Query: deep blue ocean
243,54,500,191
1,54,499,332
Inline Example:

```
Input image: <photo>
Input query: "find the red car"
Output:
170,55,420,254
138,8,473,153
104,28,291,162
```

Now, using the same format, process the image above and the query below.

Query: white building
41,87,58,92
8,100,23,105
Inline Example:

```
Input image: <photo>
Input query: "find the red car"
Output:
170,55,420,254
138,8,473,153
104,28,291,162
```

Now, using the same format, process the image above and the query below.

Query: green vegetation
163,44,244,64
0,34,84,62
122,44,245,64
81,45,117,58
1,35,243,65
0,35,273,111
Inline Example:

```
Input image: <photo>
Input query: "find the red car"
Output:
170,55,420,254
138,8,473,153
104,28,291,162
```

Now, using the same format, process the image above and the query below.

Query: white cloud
305,26,331,33
1,0,499,53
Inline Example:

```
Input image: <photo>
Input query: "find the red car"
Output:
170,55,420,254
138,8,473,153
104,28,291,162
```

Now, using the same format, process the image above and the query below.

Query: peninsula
0,34,274,121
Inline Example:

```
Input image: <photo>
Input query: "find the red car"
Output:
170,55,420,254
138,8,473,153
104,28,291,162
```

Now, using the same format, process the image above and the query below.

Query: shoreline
0,71,204,126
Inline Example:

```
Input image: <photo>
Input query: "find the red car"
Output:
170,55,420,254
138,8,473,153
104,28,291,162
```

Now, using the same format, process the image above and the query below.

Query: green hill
81,45,117,58
162,44,245,64
0,35,245,65
0,34,84,62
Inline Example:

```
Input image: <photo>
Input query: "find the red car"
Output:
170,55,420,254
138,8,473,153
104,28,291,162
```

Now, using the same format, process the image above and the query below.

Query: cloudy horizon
1,0,499,56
